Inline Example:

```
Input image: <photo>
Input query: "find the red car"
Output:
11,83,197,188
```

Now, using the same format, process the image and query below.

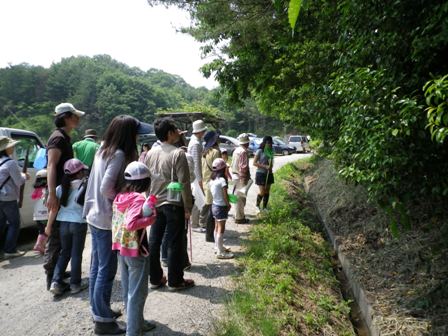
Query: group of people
0,101,276,336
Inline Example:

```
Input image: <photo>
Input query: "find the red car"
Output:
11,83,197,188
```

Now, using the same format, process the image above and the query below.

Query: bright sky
0,0,218,89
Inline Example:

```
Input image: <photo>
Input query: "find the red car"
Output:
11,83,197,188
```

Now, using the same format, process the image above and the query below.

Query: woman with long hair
83,115,152,335
253,136,274,210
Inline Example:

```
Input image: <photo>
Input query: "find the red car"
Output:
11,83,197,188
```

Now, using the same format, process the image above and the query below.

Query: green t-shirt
72,138,100,168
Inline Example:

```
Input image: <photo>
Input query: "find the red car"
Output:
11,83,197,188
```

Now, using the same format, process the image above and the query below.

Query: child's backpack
33,147,47,170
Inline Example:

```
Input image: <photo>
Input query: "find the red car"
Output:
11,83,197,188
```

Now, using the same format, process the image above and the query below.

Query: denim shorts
212,205,228,221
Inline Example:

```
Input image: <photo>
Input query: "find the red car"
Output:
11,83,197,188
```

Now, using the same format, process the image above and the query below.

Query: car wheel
282,149,289,156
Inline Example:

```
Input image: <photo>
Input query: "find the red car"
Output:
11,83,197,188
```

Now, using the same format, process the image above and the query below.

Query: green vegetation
149,0,448,225
215,160,354,336
0,55,285,140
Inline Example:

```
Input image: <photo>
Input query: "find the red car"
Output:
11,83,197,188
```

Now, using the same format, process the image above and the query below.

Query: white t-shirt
209,177,228,206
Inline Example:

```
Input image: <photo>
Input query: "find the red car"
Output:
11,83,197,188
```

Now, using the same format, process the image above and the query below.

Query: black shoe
235,218,250,224
94,321,125,335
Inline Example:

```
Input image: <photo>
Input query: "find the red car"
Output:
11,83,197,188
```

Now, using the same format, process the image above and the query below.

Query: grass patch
215,158,355,336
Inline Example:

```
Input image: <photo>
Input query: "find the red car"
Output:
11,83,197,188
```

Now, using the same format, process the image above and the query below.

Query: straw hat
0,136,20,152
192,120,207,134
238,133,250,145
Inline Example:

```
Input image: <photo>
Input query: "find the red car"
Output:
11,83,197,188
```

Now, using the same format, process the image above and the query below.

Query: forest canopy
0,55,285,140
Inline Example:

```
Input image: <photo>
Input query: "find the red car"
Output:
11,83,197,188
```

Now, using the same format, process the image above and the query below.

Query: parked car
288,135,311,153
219,135,239,155
0,127,45,228
273,138,296,155
249,137,261,155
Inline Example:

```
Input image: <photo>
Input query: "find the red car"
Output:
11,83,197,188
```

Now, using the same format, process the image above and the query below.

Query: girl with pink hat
46,158,89,296
209,158,234,259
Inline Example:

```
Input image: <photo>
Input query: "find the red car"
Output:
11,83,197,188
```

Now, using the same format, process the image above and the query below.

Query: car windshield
275,139,286,145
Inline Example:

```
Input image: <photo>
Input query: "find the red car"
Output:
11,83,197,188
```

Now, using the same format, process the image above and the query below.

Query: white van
288,135,311,153
0,127,45,228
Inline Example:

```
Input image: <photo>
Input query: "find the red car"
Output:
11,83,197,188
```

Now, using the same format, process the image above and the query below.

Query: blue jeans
119,255,149,336
52,221,87,285
0,200,21,253
149,204,185,287
89,225,118,322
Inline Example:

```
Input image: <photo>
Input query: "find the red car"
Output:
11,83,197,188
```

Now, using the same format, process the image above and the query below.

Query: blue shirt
56,179,86,223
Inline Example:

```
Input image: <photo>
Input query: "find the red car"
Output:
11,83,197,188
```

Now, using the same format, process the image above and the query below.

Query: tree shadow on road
150,284,232,304
144,322,203,336
1,252,44,269
188,262,239,279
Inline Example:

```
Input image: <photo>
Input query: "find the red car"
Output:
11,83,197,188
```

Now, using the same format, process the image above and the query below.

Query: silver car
0,127,45,228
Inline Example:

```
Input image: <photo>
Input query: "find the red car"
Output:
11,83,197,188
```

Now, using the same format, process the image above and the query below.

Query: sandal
150,275,167,289
168,279,195,292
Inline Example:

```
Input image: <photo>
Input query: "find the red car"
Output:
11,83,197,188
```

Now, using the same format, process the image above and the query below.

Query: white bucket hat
238,133,250,145
0,136,20,152
54,102,85,117
192,120,207,134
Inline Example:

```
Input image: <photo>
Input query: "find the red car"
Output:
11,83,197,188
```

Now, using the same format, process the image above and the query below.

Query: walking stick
187,218,193,262
18,146,30,208
264,157,272,189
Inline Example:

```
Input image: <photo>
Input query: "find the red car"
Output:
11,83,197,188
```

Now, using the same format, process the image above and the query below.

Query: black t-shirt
46,128,74,185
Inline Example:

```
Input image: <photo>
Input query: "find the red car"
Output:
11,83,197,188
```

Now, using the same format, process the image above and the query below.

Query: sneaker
150,275,167,289
4,250,26,258
50,282,66,296
70,281,89,294
167,279,195,292
216,251,234,259
214,246,231,254
192,227,206,233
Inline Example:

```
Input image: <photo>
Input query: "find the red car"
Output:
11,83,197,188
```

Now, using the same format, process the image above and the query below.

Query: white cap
36,169,47,178
192,120,207,134
54,102,85,117
124,161,150,180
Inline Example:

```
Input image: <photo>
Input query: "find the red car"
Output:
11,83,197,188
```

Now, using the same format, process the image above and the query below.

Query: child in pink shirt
112,161,157,335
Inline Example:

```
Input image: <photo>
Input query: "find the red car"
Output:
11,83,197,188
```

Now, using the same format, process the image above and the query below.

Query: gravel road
0,153,308,336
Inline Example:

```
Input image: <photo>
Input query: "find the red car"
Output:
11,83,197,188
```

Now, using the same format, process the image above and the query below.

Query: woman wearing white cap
0,136,30,258
44,102,84,290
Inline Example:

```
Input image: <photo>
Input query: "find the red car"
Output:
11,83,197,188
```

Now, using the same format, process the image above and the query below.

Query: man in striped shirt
231,133,251,224
187,120,207,232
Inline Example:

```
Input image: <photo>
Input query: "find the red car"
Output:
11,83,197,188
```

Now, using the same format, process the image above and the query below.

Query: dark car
273,138,295,155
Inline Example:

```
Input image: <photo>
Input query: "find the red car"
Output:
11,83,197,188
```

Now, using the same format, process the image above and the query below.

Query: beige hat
54,102,85,117
192,120,207,134
0,136,20,152
238,133,250,145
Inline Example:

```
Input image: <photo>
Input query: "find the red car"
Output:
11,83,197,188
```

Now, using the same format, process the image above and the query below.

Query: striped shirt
187,134,203,182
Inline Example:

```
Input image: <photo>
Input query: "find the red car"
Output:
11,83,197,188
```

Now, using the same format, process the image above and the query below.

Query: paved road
0,153,310,336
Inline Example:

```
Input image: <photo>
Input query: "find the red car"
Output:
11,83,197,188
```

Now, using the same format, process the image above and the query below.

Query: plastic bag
192,179,205,210
33,147,47,170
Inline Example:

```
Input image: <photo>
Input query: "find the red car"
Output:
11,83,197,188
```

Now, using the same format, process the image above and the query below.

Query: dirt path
0,154,307,336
